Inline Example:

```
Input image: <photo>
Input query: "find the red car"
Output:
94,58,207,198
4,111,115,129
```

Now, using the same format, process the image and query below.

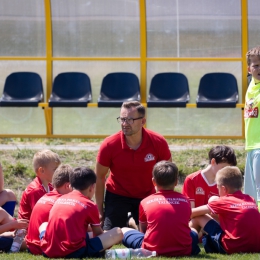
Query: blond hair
52,164,72,188
216,166,242,191
246,46,260,66
33,149,61,172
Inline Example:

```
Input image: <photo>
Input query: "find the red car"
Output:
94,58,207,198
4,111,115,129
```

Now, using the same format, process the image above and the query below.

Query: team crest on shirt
196,187,205,195
144,153,155,162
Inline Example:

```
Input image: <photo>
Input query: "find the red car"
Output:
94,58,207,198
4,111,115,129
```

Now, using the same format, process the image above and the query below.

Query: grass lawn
1,246,260,259
0,138,258,259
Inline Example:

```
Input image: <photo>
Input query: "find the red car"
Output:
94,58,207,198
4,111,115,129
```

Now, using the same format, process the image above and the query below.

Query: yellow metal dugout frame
0,0,252,139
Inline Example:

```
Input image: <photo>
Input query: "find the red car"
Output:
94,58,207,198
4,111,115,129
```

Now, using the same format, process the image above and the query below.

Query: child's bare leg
189,214,213,233
0,207,14,225
20,240,27,251
121,227,135,235
98,227,123,250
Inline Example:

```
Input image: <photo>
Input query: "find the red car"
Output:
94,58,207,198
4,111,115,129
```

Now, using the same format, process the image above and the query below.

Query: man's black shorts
103,190,142,230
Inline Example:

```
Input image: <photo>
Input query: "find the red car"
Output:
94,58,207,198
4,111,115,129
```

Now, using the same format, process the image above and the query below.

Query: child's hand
13,219,29,230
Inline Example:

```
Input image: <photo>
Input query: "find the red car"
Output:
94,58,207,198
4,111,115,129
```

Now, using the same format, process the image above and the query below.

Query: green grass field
1,246,260,260
0,138,259,259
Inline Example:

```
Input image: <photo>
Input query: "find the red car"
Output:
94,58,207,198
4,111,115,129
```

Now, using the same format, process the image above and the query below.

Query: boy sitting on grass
122,161,200,257
40,166,123,259
26,164,73,255
182,145,237,208
0,207,28,252
18,149,61,220
190,166,260,254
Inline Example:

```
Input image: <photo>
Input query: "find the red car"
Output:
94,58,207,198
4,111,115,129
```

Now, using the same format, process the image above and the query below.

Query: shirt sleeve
182,176,195,202
157,137,171,161
18,189,43,220
139,202,147,224
96,139,112,167
207,199,226,215
88,204,101,226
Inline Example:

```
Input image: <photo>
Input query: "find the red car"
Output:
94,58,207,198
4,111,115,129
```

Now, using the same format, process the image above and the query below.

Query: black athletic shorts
103,190,142,230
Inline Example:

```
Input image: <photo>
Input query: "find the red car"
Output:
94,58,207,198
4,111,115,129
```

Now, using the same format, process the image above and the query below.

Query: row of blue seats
0,71,239,108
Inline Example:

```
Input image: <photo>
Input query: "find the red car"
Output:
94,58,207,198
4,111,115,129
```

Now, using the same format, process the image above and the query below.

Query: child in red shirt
122,161,200,257
182,145,237,208
40,166,123,259
190,166,260,254
26,164,73,255
18,149,61,220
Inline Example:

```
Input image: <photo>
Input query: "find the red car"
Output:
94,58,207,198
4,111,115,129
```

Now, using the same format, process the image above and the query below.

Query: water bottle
9,229,27,253
105,248,156,259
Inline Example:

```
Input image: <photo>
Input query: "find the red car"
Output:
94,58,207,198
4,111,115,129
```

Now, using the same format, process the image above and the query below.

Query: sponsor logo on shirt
144,153,155,162
244,107,258,118
244,98,258,118
196,187,205,195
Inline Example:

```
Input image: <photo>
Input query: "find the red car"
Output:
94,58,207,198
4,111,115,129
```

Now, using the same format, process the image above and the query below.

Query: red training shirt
41,190,101,258
18,177,53,220
208,190,260,254
26,189,62,255
182,170,219,207
139,190,192,257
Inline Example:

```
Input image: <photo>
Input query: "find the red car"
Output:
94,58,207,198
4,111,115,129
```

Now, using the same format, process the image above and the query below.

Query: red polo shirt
97,128,171,198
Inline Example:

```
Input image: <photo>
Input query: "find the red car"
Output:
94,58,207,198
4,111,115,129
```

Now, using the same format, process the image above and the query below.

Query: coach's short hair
121,101,145,117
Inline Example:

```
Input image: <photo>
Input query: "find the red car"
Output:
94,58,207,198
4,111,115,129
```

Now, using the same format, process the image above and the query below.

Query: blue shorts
0,236,13,252
1,201,16,217
123,229,200,256
40,231,103,258
202,219,226,254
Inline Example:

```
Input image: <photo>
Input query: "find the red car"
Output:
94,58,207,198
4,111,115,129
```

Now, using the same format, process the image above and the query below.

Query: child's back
26,164,72,255
191,166,260,254
140,190,192,256
208,190,260,254
122,161,200,257
41,189,100,258
26,190,62,254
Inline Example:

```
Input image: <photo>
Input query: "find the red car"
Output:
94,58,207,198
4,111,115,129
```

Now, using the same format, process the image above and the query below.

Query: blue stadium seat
98,72,140,107
147,72,190,107
196,72,239,108
0,72,43,107
49,72,92,107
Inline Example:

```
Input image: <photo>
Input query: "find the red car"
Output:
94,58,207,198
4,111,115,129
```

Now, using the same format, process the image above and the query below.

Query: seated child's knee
6,189,17,201
208,196,219,203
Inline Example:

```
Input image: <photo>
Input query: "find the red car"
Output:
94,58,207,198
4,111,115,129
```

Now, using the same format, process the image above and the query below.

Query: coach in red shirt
95,101,172,230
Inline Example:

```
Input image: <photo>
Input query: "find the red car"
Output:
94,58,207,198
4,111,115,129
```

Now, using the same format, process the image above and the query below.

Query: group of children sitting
0,146,260,258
